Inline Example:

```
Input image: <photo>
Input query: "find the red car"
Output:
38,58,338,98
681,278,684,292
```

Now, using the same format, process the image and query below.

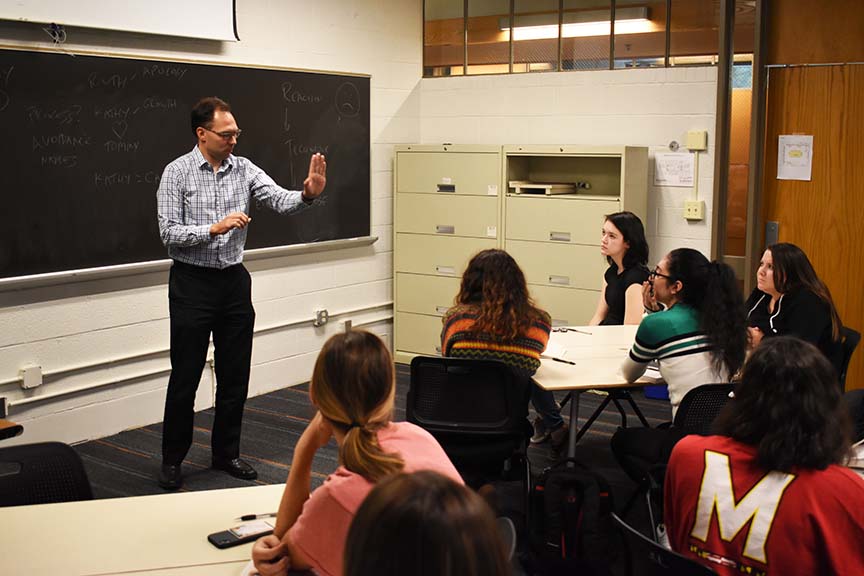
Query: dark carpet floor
74,364,672,538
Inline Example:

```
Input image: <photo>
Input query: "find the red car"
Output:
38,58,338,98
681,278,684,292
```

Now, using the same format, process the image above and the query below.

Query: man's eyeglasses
202,127,242,140
649,268,673,281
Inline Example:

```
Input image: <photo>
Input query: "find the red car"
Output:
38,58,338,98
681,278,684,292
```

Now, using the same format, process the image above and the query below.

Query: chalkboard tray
0,48,370,280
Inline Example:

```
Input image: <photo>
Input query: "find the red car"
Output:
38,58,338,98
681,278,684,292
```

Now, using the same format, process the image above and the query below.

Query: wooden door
761,64,864,389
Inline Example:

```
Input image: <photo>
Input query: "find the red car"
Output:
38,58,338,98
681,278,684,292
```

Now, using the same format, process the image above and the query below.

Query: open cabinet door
761,64,864,389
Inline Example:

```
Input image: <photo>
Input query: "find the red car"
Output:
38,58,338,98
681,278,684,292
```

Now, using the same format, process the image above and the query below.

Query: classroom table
532,325,658,458
0,483,285,575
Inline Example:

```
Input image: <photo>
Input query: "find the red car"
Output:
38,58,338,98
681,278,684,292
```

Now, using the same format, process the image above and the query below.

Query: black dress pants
162,261,255,465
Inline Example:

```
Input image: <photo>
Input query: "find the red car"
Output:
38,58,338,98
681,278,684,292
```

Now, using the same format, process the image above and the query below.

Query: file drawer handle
549,231,571,242
435,225,455,234
436,184,456,193
435,306,449,314
549,275,570,286
436,265,456,275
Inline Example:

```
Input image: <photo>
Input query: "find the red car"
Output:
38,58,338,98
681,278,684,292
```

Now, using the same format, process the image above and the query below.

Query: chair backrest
407,356,531,438
0,441,93,507
611,512,716,576
673,384,734,436
839,327,861,391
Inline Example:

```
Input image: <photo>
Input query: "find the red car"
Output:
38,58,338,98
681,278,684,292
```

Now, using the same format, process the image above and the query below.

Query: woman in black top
588,211,650,326
746,242,843,368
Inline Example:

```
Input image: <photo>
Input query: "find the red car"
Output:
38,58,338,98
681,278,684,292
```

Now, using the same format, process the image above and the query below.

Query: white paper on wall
777,135,814,181
654,152,695,187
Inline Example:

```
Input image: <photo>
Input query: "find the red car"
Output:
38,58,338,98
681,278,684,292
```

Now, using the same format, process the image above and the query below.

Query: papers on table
541,341,568,360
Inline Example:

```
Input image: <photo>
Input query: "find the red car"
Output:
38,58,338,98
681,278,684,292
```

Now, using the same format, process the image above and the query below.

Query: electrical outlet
19,364,42,389
312,309,329,327
684,200,705,221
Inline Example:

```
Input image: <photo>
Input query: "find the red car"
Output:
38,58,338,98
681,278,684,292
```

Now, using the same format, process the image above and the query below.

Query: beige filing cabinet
503,146,648,327
393,145,502,364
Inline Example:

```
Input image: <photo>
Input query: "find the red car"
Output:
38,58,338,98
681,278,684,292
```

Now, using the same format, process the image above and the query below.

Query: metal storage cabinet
392,144,648,363
503,146,649,327
393,145,502,364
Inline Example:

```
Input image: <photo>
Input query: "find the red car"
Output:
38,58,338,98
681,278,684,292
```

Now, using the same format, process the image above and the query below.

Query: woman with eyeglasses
746,242,843,369
588,211,650,326
611,248,748,485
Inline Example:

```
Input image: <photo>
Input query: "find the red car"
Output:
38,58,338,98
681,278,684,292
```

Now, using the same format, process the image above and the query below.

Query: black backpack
529,457,615,574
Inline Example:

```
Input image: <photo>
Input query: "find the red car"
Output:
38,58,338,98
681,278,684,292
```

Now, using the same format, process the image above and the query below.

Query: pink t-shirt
287,421,462,576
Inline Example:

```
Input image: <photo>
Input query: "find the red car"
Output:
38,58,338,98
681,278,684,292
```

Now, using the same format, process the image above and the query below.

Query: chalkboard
0,48,370,279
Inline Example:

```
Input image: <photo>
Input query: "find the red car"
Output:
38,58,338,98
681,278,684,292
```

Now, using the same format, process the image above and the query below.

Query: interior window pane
613,0,666,69
424,0,466,77
467,0,511,75
512,0,560,73
669,0,718,66
561,0,611,71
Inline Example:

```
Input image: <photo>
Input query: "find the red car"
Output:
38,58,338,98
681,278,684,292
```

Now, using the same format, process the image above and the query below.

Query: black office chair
845,389,864,443
0,441,93,507
611,512,717,576
672,383,734,434
838,327,861,392
407,356,533,489
621,383,734,535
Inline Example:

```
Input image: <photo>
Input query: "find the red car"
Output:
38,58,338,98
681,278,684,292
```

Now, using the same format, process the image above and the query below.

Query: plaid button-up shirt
157,146,306,269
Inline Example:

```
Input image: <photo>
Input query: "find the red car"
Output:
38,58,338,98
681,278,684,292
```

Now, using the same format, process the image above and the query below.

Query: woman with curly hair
746,242,843,369
665,337,864,575
612,248,748,483
441,249,566,452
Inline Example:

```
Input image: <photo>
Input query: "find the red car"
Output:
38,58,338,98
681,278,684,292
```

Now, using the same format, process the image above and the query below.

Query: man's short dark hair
191,97,231,135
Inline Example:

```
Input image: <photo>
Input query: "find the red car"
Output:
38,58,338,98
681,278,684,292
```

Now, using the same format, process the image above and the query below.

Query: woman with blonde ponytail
251,331,461,576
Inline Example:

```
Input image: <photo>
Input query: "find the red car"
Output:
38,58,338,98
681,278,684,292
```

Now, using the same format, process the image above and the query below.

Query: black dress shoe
212,457,258,480
157,464,183,490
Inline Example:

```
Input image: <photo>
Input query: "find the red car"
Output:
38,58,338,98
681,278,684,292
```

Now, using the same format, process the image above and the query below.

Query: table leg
567,390,580,459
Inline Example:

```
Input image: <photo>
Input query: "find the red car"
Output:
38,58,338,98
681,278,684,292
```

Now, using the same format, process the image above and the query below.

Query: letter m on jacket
690,451,796,563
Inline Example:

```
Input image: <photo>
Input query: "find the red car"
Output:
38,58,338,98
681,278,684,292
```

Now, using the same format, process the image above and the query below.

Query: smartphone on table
208,519,274,549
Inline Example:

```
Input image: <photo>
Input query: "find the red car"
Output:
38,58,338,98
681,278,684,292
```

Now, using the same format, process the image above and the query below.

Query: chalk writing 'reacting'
282,82,322,104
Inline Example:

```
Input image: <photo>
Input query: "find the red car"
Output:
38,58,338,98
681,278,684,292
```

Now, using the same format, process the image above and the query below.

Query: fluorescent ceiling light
500,7,651,40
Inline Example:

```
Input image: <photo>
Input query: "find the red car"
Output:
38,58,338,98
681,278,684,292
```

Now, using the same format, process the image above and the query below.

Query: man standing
156,96,326,490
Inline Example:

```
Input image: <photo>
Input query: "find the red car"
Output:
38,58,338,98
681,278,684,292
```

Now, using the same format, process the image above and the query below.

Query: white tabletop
534,325,657,391
1,483,285,576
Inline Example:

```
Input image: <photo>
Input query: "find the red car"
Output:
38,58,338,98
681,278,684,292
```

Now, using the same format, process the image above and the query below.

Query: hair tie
346,422,362,431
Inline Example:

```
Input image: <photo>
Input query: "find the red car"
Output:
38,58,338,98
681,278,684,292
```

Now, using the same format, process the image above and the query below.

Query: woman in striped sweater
441,249,568,452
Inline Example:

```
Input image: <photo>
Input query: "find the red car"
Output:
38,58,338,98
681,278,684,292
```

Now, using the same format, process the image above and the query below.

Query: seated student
251,331,462,576
441,249,567,452
746,242,843,368
611,248,747,482
665,337,864,575
344,470,511,576
588,211,650,326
